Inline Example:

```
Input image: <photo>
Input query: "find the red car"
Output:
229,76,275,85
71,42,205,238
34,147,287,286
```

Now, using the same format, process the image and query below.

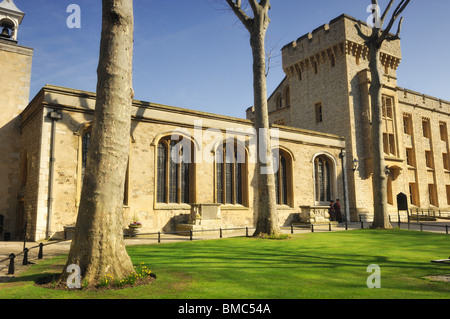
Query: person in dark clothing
328,200,336,221
334,199,343,223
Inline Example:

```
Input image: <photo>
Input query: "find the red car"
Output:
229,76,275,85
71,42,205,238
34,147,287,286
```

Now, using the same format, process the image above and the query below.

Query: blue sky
14,0,450,118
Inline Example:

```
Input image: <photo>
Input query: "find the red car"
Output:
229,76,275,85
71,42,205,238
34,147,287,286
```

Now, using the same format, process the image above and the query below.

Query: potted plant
128,219,142,237
128,221,142,228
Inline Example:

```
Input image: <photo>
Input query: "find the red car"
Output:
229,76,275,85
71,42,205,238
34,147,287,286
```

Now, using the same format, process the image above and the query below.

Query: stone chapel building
0,1,347,241
0,2,448,241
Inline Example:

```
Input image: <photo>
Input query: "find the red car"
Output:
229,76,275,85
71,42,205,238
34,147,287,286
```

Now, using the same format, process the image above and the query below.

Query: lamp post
340,150,350,223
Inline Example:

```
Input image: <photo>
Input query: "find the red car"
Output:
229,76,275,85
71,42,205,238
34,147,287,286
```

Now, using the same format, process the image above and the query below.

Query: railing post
361,220,364,229
8,253,15,275
311,224,314,233
189,230,193,241
22,248,28,265
246,227,248,237
220,228,222,239
420,223,423,232
446,225,448,235
291,224,293,234
38,243,43,259
345,222,348,230
158,231,160,244
328,223,332,231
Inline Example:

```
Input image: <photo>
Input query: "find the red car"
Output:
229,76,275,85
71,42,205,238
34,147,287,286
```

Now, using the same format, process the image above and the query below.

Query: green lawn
0,229,449,299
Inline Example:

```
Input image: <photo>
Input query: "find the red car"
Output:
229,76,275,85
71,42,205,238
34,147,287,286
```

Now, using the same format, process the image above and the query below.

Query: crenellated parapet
281,14,402,79
397,87,450,115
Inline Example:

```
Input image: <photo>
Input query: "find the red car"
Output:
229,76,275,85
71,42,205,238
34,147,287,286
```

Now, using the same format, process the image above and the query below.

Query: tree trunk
250,16,281,237
355,0,410,229
60,0,135,287
369,42,392,229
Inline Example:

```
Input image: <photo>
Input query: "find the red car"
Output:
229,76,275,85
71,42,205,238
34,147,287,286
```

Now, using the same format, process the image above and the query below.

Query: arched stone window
156,136,193,204
284,86,291,108
0,18,16,40
276,93,282,110
314,154,336,204
273,149,294,206
215,139,247,205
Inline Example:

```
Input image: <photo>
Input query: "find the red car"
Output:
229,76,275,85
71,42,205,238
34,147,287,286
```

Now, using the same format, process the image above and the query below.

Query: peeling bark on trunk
250,22,280,237
355,0,410,229
368,42,391,229
60,0,135,287
225,0,280,237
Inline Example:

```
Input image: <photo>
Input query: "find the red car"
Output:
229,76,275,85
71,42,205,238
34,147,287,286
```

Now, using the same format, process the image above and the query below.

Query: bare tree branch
248,0,259,14
385,16,404,41
378,0,410,43
225,0,253,31
355,23,370,42
380,0,395,25
259,0,271,9
265,39,282,77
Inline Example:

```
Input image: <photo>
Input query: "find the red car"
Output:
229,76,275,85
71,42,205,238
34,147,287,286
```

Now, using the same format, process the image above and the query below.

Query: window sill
154,203,191,210
218,204,249,210
313,203,333,208
276,205,295,210
384,155,402,162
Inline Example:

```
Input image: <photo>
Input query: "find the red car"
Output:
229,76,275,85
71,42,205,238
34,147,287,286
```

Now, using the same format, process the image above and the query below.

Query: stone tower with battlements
248,14,450,221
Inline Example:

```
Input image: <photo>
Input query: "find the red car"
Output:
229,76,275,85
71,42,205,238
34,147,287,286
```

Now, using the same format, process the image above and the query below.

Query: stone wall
261,13,450,221
22,85,345,240
0,39,33,239
397,88,450,210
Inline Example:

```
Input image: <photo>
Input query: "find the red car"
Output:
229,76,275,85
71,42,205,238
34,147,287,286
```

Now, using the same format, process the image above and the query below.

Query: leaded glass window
216,140,245,205
315,155,332,203
156,137,191,204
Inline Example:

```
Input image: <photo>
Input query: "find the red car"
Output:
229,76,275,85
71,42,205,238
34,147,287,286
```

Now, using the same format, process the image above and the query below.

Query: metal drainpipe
340,149,350,223
46,110,62,239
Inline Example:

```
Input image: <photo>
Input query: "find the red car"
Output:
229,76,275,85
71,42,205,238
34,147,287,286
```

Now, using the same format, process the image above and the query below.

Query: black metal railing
407,208,450,221
357,213,450,234
124,226,256,242
387,215,449,234
2,219,449,276
0,239,69,275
